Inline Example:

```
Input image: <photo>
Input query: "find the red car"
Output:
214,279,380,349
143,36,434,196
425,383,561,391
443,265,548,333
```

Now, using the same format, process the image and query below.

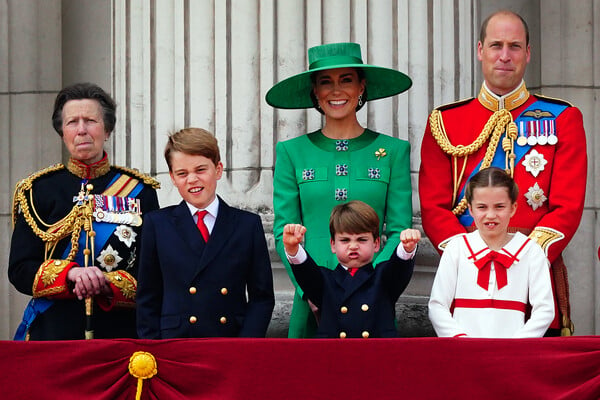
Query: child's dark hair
465,167,519,204
329,200,380,240
164,127,220,171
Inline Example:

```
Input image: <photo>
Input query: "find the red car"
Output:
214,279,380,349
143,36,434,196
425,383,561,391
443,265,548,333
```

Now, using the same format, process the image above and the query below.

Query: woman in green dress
267,42,413,338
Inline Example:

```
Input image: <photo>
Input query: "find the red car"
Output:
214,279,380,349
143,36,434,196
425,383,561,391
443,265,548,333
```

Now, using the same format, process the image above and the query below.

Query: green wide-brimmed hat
265,42,412,109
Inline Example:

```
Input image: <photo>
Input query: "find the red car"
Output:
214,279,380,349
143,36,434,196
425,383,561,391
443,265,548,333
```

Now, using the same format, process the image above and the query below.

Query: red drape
1,337,599,399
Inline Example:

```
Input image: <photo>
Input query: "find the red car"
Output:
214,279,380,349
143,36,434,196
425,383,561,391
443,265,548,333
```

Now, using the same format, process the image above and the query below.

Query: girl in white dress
428,167,554,338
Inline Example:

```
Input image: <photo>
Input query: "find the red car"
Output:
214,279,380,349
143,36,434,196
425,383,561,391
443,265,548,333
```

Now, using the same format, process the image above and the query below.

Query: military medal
525,183,547,211
547,120,558,145
96,245,123,272
115,225,137,247
517,121,528,146
522,149,547,178
526,121,537,146
92,194,142,226
537,120,548,145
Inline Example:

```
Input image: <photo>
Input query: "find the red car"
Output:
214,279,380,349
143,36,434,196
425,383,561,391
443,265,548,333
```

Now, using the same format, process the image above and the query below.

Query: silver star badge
525,183,547,211
115,225,137,247
522,149,547,178
96,245,123,272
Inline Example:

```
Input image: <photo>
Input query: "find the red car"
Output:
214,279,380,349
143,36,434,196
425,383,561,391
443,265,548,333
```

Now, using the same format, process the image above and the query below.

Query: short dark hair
310,67,368,114
164,127,221,171
52,83,116,137
465,167,519,205
479,10,529,46
329,200,380,240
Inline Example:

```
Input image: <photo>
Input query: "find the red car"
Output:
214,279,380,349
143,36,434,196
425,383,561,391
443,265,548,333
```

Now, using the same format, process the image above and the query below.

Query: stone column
0,0,62,338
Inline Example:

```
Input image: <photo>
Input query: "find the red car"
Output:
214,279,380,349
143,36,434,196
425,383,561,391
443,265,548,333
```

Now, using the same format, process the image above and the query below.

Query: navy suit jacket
291,251,414,338
137,197,274,338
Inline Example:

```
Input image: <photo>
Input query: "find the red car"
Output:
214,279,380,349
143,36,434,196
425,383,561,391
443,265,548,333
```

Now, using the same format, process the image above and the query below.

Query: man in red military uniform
419,10,587,335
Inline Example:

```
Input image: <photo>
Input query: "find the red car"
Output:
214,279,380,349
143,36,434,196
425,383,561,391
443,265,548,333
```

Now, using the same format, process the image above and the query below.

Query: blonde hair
164,127,220,171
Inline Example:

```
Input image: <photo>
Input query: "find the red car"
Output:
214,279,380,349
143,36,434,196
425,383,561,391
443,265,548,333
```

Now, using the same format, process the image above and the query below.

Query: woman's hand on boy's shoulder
400,229,421,253
283,224,307,256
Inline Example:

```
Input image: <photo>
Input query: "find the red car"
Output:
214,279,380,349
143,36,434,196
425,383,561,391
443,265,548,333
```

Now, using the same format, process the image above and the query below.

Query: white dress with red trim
428,231,554,338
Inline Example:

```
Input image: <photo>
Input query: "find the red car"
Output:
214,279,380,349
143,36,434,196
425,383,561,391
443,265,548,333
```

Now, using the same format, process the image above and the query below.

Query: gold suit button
189,287,197,294
189,316,197,324
361,304,369,312
339,332,347,339
54,260,62,266
362,331,370,338
340,306,348,314
220,316,227,324
221,288,228,295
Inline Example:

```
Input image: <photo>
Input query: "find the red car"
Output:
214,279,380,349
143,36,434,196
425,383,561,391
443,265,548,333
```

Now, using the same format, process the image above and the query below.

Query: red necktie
474,251,515,290
196,210,209,242
348,268,358,277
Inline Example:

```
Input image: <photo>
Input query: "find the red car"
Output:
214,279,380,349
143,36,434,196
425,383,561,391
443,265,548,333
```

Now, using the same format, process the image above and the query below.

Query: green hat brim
265,64,412,109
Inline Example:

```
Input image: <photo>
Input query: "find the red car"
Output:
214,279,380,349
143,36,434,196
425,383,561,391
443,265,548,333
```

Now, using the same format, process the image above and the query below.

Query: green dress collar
307,129,378,152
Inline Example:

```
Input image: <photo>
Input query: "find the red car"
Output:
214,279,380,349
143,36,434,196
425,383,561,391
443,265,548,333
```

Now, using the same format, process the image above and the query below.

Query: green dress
273,129,413,338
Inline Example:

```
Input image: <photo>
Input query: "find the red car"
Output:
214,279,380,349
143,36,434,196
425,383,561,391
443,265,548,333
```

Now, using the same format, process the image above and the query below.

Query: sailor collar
478,80,529,112
66,153,111,179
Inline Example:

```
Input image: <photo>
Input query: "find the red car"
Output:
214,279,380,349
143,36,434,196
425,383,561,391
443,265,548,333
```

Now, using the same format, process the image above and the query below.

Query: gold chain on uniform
13,162,159,264
429,108,518,216
12,164,90,262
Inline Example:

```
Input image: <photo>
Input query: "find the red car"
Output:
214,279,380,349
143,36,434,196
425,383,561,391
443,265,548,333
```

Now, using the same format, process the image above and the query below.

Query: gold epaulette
434,97,475,112
12,164,65,229
528,227,565,255
533,94,573,108
113,165,161,189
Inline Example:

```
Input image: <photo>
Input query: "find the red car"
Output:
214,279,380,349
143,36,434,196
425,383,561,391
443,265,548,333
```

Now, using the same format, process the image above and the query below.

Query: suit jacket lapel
194,197,236,277
172,201,206,260
335,264,375,302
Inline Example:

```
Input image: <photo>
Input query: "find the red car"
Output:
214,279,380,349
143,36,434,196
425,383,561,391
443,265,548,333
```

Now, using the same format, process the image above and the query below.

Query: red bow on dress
474,251,515,290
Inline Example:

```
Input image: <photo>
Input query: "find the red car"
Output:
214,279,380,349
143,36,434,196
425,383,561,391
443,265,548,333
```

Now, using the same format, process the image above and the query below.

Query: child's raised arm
282,224,307,256
400,228,421,253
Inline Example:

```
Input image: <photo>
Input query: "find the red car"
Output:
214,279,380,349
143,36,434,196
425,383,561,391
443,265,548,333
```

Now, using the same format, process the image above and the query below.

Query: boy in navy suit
283,200,420,338
137,127,274,338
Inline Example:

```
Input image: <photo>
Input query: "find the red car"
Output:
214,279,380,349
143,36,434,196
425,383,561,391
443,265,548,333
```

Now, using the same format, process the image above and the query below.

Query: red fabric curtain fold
1,337,599,399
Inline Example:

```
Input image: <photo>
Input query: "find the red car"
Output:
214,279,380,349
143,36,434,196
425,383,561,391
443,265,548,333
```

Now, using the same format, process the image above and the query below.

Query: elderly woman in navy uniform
266,42,414,338
9,83,160,340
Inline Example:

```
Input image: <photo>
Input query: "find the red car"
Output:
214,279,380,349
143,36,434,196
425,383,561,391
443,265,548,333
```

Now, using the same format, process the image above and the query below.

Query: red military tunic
419,81,587,332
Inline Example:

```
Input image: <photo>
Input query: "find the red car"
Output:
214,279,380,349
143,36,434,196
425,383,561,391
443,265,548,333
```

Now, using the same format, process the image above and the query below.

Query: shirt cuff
396,244,417,260
286,244,308,264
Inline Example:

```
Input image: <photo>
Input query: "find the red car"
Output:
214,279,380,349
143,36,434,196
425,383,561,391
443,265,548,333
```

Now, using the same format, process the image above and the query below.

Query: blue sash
13,173,144,340
457,99,567,227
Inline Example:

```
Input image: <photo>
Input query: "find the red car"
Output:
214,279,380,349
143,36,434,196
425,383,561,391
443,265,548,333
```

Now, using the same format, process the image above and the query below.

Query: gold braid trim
32,259,72,298
429,108,517,216
105,270,137,301
12,164,65,229
12,164,89,262
528,227,565,254
113,165,161,189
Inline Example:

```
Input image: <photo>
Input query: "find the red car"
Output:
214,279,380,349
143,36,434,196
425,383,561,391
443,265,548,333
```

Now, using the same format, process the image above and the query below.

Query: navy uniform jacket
8,158,159,340
291,251,414,338
136,197,275,338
